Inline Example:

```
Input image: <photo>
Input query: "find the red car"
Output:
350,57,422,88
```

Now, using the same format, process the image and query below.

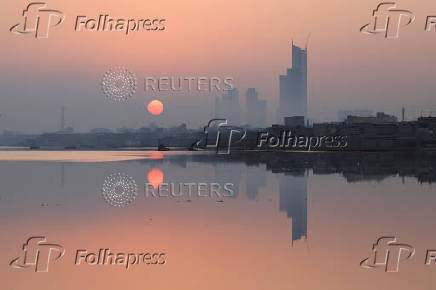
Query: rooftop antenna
61,106,65,131
305,33,311,50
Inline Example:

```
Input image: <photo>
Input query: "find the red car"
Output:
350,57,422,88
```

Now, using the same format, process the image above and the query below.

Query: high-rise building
277,43,308,124
245,88,266,128
215,88,242,125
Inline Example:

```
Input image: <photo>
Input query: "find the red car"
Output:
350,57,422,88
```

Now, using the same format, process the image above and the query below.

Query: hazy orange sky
2,0,436,132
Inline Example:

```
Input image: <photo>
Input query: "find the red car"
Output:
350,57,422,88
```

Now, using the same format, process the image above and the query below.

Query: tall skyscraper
215,88,242,125
277,43,308,124
245,88,266,128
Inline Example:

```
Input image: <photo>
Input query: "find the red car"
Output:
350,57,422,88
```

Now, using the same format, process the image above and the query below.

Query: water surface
1,150,435,289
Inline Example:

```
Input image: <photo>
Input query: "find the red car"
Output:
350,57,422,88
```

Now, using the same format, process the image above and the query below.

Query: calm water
1,150,436,289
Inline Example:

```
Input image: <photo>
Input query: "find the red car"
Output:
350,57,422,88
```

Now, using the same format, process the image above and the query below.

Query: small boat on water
157,140,170,151
158,144,170,151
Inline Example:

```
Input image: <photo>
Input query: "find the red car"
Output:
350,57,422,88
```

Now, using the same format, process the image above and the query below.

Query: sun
147,100,163,115
147,168,164,189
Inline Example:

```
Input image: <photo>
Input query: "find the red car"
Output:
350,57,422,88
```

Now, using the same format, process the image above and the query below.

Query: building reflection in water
278,172,308,245
246,166,266,200
214,163,243,198
42,150,436,247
